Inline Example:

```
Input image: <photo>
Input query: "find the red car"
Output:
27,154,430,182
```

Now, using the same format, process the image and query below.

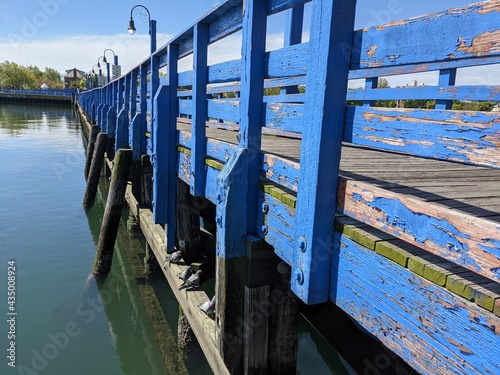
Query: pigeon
164,250,183,267
179,270,204,290
199,295,216,319
177,267,193,283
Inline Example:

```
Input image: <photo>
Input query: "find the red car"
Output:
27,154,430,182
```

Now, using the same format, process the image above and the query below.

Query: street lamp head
102,56,107,64
128,18,136,34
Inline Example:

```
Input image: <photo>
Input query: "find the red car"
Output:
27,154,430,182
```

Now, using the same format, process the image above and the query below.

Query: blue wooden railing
0,88,77,97
78,0,500,306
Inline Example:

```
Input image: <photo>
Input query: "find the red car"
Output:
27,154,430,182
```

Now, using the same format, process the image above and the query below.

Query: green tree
0,61,34,89
43,67,63,88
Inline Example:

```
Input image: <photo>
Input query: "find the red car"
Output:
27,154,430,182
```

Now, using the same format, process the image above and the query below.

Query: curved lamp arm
102,49,116,64
128,5,151,35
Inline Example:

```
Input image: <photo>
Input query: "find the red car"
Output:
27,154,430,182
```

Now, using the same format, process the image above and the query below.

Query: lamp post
127,5,156,54
97,56,107,86
91,64,99,88
102,49,118,83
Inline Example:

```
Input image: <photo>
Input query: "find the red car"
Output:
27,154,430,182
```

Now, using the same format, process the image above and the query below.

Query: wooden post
244,285,270,375
267,272,299,374
245,237,299,374
106,106,117,161
141,155,153,207
83,132,108,208
93,148,133,276
191,22,208,196
176,179,201,265
84,125,100,180
216,148,248,374
292,0,357,304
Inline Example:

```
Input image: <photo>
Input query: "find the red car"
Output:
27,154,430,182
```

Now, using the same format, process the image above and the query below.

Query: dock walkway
77,0,500,373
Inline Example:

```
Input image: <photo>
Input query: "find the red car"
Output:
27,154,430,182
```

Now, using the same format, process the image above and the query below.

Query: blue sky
0,0,495,86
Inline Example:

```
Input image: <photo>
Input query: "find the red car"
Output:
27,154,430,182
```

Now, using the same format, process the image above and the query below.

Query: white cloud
0,33,173,75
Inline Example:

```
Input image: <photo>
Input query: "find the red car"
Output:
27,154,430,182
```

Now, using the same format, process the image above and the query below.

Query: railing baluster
435,68,457,110
191,22,209,197
281,4,304,95
292,0,357,304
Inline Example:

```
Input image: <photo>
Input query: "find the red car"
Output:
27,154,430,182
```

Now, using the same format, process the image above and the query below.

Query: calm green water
0,103,353,375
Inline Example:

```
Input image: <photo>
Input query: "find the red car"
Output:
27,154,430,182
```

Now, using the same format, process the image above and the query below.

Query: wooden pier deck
77,0,500,373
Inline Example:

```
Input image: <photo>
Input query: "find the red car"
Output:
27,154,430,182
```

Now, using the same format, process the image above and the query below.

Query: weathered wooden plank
139,64,148,155
244,285,270,375
215,148,248,374
344,106,500,168
124,186,230,375
292,0,357,304
180,42,308,87
348,55,500,80
152,85,169,224
337,178,500,283
191,22,209,196
332,233,500,375
239,0,267,234
257,190,295,265
164,44,180,251
347,85,500,102
351,2,500,69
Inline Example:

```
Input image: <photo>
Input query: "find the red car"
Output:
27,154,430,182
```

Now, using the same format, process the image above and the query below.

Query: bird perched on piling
199,295,216,319
164,250,183,269
179,269,204,290
177,267,193,283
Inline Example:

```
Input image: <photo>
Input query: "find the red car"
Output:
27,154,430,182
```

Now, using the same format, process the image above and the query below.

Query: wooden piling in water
84,125,100,180
83,132,107,208
93,148,132,276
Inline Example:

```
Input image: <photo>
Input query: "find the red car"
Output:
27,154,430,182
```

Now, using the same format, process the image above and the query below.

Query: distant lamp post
128,4,156,54
91,64,99,88
97,56,107,85
102,49,118,83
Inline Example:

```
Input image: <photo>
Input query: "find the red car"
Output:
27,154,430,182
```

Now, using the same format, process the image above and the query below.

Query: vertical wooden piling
176,180,201,264
267,274,299,374
244,285,270,375
83,132,108,208
84,125,100,180
93,148,132,276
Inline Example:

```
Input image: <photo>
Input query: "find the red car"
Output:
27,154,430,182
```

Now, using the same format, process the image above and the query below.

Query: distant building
40,83,50,90
64,68,86,88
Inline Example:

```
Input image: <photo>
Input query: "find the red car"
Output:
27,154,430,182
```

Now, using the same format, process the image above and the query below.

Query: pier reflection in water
0,103,353,374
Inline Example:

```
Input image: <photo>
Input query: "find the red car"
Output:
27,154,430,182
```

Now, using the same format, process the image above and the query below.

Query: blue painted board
191,22,209,197
238,0,267,234
337,178,500,283
152,86,170,224
331,233,500,374
347,85,500,102
344,106,500,169
351,2,500,69
292,0,357,305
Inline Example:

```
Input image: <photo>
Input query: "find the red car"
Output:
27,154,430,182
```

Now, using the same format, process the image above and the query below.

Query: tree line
0,61,63,90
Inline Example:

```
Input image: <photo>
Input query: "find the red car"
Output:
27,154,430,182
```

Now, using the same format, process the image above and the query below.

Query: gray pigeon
177,267,193,283
199,295,216,319
165,250,183,266
179,270,204,290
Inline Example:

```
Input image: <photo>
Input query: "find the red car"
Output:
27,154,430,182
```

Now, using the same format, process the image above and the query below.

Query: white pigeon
199,295,216,319
179,270,204,290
